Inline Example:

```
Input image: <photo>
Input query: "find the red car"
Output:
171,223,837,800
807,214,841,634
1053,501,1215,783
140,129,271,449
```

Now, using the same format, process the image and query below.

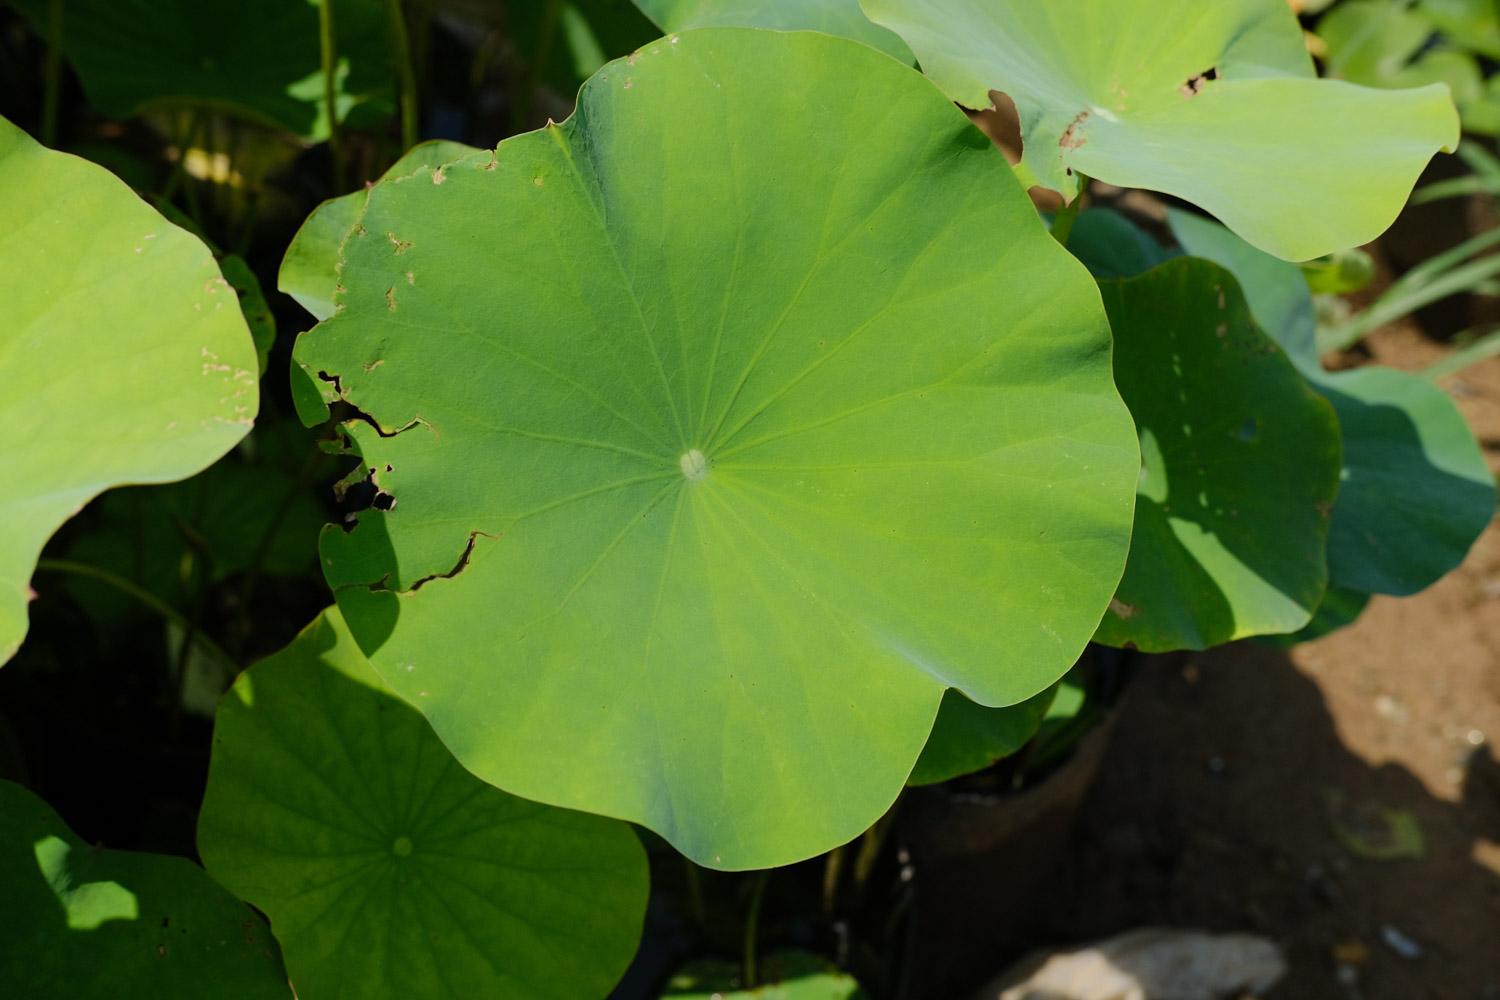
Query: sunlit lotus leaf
293,28,1139,869
861,0,1458,260
0,116,257,663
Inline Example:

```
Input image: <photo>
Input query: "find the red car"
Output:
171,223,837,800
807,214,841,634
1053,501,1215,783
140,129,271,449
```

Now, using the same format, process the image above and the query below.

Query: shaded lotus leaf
664,951,870,999
279,140,483,325
293,28,1139,869
1318,0,1433,83
1166,211,1497,596
1317,369,1496,595
1095,258,1342,651
1064,208,1173,282
62,427,325,626
634,0,913,62
505,0,664,91
1421,0,1500,59
219,255,276,375
907,684,1057,786
0,116,257,663
7,0,391,140
1166,208,1319,376
0,780,291,999
197,607,649,1000
861,0,1458,260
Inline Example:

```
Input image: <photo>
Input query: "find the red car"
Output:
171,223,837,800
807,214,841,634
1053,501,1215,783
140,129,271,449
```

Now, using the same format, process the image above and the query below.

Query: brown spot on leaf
387,232,413,254
1316,500,1333,518
386,287,397,310
1109,597,1140,620
432,167,446,184
1060,109,1091,150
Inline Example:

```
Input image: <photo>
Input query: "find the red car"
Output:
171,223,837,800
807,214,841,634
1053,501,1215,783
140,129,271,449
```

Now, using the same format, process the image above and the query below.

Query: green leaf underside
860,0,1458,260
197,608,649,1000
1095,258,1342,651
293,28,1138,869
635,0,914,62
280,141,483,325
6,0,391,139
664,951,870,999
907,684,1057,786
0,780,291,999
1166,211,1496,596
0,117,257,663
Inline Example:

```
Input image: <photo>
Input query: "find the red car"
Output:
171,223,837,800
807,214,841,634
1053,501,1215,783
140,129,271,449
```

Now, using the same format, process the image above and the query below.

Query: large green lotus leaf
860,0,1459,261
664,951,870,999
0,117,257,663
907,684,1056,786
292,28,1139,869
634,0,914,62
7,0,391,140
279,141,482,325
1165,212,1497,596
197,607,649,1000
0,780,292,999
1095,258,1342,651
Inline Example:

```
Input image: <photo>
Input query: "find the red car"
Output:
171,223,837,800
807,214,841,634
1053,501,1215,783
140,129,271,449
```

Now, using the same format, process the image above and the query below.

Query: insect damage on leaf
1179,67,1218,99
1060,108,1090,150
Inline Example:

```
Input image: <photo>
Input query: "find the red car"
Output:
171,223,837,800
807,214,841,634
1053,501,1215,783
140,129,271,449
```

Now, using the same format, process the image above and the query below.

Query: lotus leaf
293,28,1139,869
505,0,664,91
664,951,870,999
1095,258,1342,651
860,0,1459,260
279,141,482,325
0,116,258,663
0,780,292,999
7,0,391,140
907,685,1057,786
1166,210,1496,596
1264,584,1373,646
634,0,913,62
197,607,650,1000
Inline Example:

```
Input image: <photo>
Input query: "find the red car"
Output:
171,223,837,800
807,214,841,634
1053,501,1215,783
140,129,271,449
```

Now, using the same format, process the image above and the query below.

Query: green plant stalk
385,0,420,152
230,443,327,662
1424,325,1500,380
41,0,63,147
319,0,347,192
1050,174,1088,248
1321,252,1500,353
683,856,706,923
744,870,770,989
33,558,235,668
821,844,845,915
515,0,564,132
852,801,899,899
